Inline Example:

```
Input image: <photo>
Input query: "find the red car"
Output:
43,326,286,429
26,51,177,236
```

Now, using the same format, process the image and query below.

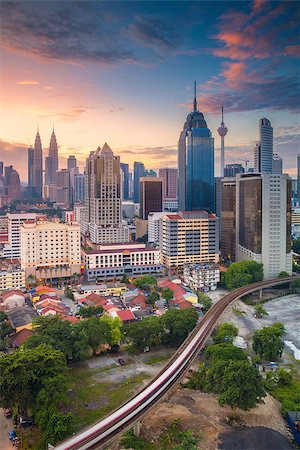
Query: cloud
16,80,40,85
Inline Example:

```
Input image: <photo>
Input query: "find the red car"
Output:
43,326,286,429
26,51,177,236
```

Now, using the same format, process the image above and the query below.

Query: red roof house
116,310,136,323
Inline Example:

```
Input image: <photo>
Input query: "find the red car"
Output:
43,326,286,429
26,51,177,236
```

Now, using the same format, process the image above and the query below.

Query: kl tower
218,106,228,177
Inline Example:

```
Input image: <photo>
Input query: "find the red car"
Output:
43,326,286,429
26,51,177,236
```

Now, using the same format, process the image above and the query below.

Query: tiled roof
2,290,25,300
116,310,135,321
11,328,33,347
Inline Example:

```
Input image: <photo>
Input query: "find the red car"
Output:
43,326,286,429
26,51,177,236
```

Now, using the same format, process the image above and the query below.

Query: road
0,409,14,450
55,276,299,450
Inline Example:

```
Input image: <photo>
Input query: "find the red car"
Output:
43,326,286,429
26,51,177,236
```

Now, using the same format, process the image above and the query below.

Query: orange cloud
16,80,40,85
284,45,300,56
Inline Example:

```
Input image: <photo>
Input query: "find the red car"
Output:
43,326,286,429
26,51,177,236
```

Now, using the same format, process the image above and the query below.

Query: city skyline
0,1,299,181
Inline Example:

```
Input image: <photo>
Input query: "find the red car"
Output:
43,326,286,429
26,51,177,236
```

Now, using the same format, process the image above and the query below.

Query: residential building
0,270,26,292
161,211,219,269
45,128,59,184
3,213,37,259
133,162,145,203
178,82,214,212
220,178,236,261
120,163,129,200
82,143,129,243
74,173,85,203
82,242,161,280
254,118,273,173
33,129,43,199
135,218,148,240
217,106,228,177
139,177,163,220
148,211,177,245
272,153,283,174
20,221,81,280
224,163,244,177
62,210,74,224
183,263,220,291
78,283,127,297
236,173,292,278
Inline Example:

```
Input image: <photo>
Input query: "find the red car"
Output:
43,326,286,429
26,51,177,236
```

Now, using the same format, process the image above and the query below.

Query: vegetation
278,271,290,278
121,419,201,450
0,344,73,446
197,291,213,313
160,308,198,347
265,369,300,413
212,322,238,344
222,260,263,290
79,305,104,318
292,237,300,255
161,287,173,302
133,275,157,291
254,303,268,318
147,290,160,306
125,316,162,353
64,286,74,300
252,323,285,361
0,312,14,350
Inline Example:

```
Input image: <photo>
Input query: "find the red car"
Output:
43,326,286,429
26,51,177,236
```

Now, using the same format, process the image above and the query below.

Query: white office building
3,213,37,259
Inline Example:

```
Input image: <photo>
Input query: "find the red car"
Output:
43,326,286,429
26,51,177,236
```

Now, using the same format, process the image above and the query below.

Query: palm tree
26,273,36,290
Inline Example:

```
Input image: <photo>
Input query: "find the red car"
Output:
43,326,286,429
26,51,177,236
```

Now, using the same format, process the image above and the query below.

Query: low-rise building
183,263,220,291
0,268,25,291
1,289,26,309
78,282,127,297
82,242,161,281
21,220,81,281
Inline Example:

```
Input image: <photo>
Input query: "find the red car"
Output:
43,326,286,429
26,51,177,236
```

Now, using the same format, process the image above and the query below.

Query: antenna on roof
193,81,197,112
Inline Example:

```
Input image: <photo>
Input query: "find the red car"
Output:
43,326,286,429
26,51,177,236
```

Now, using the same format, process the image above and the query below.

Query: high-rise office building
272,153,283,174
178,82,214,212
120,163,129,200
7,168,21,201
27,147,34,196
82,143,129,243
217,106,228,177
236,173,292,278
139,177,163,220
159,168,178,200
143,169,157,177
133,162,145,203
33,129,43,199
45,129,59,184
56,169,71,206
220,178,236,261
224,163,244,178
254,118,273,173
67,155,77,172
297,154,300,199
0,162,3,177
2,213,37,259
161,211,219,269
74,173,85,203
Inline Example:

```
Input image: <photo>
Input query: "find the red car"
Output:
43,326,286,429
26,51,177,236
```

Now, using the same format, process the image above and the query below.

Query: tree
222,261,263,290
217,360,266,411
197,292,213,313
43,412,74,446
0,344,68,415
205,343,248,364
147,290,159,306
27,273,36,288
161,308,198,347
278,271,289,278
76,317,114,355
125,316,161,352
254,303,268,318
213,322,238,344
0,319,14,340
64,286,74,300
0,311,8,322
252,323,285,360
100,315,123,345
79,305,103,318
133,275,157,291
161,288,173,303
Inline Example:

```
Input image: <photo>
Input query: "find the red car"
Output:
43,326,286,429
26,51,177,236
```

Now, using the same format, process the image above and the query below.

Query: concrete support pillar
134,421,141,437
259,289,263,300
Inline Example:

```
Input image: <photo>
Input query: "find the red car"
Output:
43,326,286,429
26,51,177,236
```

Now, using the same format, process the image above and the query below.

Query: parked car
118,358,125,365
9,430,16,441
5,409,12,418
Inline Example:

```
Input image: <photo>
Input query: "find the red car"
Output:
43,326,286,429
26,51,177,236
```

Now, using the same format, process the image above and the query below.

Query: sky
0,0,299,182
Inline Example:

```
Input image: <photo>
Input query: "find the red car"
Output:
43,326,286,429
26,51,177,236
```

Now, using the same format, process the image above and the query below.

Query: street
0,409,14,450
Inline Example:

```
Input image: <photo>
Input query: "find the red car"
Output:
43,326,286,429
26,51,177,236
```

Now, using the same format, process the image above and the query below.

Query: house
103,304,121,316
11,328,33,348
115,309,135,323
84,293,108,307
1,290,26,309
7,305,38,332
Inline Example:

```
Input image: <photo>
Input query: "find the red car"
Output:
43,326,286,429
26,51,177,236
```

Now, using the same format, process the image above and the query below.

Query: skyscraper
74,173,85,203
33,129,43,199
139,177,163,219
133,162,145,203
297,154,300,199
67,155,77,172
254,118,273,173
224,163,244,177
217,106,228,177
28,147,34,196
45,128,59,184
220,178,236,261
236,173,292,278
0,162,3,177
56,169,71,206
159,168,178,200
120,163,129,200
178,82,214,212
272,153,283,174
82,143,129,243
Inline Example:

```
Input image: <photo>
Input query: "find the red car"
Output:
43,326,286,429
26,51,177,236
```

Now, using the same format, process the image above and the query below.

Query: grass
69,365,150,430
144,354,171,365
232,307,246,316
269,378,300,414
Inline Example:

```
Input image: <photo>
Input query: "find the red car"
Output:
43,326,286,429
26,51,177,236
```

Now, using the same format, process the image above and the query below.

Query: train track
55,276,300,450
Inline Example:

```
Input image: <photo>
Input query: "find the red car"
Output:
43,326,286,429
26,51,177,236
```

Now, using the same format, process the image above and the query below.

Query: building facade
33,130,43,199
178,85,214,212
220,178,236,261
3,213,37,259
236,173,292,278
272,153,283,174
139,177,163,220
161,211,219,269
82,143,129,243
82,242,161,280
120,163,129,200
183,263,220,291
20,221,81,280
56,169,71,207
74,173,85,203
254,118,273,173
224,163,244,178
133,162,145,203
45,129,58,185
0,269,26,292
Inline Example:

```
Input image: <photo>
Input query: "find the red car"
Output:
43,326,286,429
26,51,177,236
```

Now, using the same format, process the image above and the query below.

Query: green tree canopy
213,322,238,345
161,288,173,301
100,315,123,345
252,323,285,361
254,303,268,318
197,292,213,313
205,343,248,363
79,305,104,318
147,290,160,306
43,412,74,446
292,238,300,255
125,316,161,352
222,261,264,290
133,275,157,291
161,308,198,347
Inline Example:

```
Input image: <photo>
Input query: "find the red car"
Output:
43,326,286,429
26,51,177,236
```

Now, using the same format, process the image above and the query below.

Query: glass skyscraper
178,83,214,212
